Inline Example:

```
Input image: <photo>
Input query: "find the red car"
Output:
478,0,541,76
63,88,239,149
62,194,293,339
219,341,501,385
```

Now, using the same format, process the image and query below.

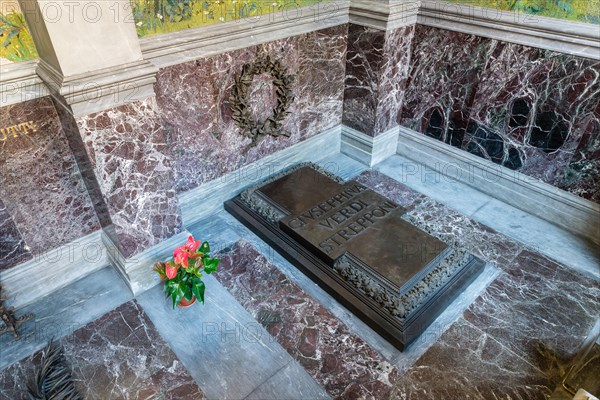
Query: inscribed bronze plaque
258,166,344,215
279,182,447,291
225,162,485,351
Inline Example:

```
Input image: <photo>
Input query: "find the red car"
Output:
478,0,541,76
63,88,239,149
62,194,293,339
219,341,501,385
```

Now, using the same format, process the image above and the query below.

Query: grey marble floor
375,155,600,281
1,152,598,400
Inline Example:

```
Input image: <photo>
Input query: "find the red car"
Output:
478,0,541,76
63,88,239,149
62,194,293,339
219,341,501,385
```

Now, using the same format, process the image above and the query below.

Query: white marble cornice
348,0,419,30
140,1,350,69
0,59,49,107
418,0,600,60
36,59,158,117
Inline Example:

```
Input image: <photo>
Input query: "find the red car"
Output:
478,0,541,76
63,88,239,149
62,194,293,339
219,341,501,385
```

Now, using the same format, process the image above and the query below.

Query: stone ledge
349,0,419,30
139,0,598,71
418,0,600,60
397,126,600,244
140,2,350,69
0,230,109,309
102,229,191,296
178,125,342,228
36,59,158,118
0,59,49,107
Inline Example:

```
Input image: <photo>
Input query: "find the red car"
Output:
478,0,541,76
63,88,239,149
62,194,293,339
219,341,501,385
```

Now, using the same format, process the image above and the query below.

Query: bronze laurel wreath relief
229,56,295,153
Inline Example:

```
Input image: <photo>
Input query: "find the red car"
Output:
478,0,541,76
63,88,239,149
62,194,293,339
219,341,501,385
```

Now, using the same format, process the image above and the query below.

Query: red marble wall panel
399,25,489,147
469,43,600,202
400,25,600,203
0,97,100,269
155,25,348,194
76,98,182,257
343,25,385,135
343,24,414,137
0,198,31,270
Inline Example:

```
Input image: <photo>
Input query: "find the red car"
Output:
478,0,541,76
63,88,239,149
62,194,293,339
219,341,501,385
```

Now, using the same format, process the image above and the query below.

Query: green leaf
203,257,220,274
166,281,185,309
200,241,210,254
183,282,193,301
192,278,206,303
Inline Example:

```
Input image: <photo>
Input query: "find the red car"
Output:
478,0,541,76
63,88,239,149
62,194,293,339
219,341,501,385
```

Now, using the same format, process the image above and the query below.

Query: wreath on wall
229,56,295,153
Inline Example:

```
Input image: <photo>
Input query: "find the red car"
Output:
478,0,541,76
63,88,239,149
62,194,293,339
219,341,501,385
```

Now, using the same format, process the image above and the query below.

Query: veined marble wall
0,97,100,270
399,25,600,203
343,24,414,137
155,25,348,193
74,99,183,258
342,23,598,203
1,21,598,274
0,25,347,271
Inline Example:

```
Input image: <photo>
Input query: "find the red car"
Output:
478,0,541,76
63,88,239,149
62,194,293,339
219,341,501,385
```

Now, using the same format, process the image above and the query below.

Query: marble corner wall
154,25,348,194
0,96,101,271
74,98,183,258
400,24,600,204
342,23,414,137
468,43,600,202
398,25,489,147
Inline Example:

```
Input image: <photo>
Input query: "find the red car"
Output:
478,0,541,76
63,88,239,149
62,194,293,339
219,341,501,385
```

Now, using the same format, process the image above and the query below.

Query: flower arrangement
153,235,220,309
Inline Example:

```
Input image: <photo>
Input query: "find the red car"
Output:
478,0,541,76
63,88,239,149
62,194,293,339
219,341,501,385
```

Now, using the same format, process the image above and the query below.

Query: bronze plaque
259,166,344,215
279,181,447,291
225,162,485,351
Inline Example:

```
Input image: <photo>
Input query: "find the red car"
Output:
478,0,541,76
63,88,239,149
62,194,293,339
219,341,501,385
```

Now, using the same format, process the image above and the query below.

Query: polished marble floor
0,153,598,400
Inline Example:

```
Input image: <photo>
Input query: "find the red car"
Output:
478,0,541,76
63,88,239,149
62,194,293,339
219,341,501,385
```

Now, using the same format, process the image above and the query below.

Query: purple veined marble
469,42,600,202
328,169,598,398
0,97,100,266
216,241,399,399
0,301,206,399
76,98,183,258
463,249,600,382
155,25,348,194
354,169,524,270
343,24,414,137
343,25,386,135
399,25,600,203
387,317,555,400
0,198,31,271
399,25,489,147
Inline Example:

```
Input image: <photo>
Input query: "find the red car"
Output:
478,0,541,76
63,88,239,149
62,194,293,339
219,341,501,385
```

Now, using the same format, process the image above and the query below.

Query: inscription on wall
0,121,37,141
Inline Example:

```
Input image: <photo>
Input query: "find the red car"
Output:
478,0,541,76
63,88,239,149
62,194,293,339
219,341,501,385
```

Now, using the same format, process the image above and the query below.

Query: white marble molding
0,59,49,107
341,125,400,167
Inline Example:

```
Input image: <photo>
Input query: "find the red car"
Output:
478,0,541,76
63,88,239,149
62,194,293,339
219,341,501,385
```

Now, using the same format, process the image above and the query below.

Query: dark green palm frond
27,340,82,400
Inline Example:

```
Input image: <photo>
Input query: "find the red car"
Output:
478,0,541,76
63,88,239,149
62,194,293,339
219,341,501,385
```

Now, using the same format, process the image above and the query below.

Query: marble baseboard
102,229,191,296
341,124,399,166
0,230,109,310
178,125,342,228
396,126,600,245
2,226,191,310
1,127,342,309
